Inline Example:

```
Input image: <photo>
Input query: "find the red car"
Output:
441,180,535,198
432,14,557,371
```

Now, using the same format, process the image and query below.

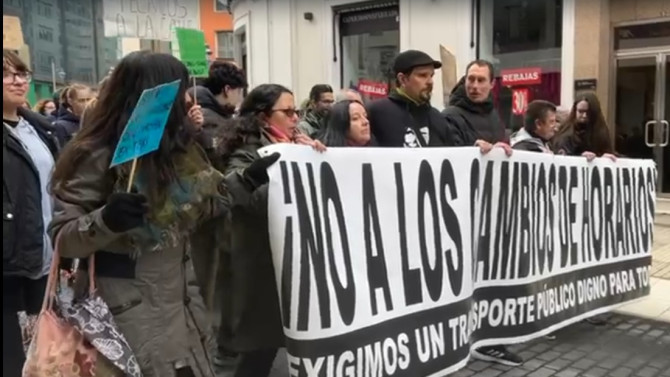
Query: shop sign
358,79,388,98
574,79,597,91
339,6,399,36
512,88,529,115
501,67,542,86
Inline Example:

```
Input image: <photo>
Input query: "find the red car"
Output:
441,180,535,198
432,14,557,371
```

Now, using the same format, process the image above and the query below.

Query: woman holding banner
552,92,617,327
48,51,233,377
552,92,617,161
216,84,324,377
317,99,376,147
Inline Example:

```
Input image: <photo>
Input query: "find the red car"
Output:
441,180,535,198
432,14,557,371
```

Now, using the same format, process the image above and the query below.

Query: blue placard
109,79,181,167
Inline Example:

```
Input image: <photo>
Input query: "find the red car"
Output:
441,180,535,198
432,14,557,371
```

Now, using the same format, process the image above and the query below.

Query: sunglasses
272,108,298,117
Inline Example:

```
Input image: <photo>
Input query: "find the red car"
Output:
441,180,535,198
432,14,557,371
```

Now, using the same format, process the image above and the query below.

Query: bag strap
41,233,97,312
88,254,96,294
41,233,61,312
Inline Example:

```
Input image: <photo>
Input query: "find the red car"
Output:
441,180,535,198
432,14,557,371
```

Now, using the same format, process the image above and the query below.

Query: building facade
230,0,669,193
200,0,235,61
3,0,120,98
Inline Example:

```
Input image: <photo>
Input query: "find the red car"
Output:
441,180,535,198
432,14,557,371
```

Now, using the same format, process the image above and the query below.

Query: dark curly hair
203,61,247,96
217,84,292,158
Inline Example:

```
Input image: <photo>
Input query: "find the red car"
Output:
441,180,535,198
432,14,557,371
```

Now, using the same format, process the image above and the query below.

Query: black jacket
368,90,460,147
3,108,59,277
442,77,505,146
187,86,235,155
52,107,80,146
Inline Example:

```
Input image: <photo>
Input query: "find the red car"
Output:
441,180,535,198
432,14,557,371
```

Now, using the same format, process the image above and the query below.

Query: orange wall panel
200,0,233,58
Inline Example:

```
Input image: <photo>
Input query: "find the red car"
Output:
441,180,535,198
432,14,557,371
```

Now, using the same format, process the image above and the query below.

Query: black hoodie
367,89,460,147
187,85,235,153
52,106,80,146
442,77,505,146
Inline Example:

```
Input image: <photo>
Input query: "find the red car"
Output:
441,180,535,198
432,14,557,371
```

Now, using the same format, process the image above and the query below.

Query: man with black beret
367,49,461,147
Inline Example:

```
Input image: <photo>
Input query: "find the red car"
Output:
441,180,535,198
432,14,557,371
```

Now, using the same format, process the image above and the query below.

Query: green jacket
297,110,325,137
219,129,285,352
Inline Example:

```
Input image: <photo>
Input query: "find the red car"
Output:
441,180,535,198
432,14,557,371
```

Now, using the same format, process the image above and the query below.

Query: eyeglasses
3,70,32,84
272,108,298,117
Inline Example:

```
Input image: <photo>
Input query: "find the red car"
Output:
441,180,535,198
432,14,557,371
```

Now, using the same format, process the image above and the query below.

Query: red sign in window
358,79,389,98
501,68,542,86
512,88,530,115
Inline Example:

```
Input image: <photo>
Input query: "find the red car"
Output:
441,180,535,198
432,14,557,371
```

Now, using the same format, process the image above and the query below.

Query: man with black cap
367,49,460,147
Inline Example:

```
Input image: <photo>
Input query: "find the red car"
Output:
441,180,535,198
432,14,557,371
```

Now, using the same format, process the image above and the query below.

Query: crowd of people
3,46,619,377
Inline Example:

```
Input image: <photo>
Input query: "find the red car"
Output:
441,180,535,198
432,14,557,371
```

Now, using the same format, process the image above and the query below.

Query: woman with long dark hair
552,92,617,160
317,99,375,147
49,51,230,377
216,84,324,377
552,92,616,327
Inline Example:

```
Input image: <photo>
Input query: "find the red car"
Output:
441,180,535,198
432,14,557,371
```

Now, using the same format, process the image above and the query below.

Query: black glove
101,192,148,233
243,152,281,188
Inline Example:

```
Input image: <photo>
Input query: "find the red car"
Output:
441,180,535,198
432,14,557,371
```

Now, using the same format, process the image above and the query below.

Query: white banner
262,145,656,377
102,0,199,41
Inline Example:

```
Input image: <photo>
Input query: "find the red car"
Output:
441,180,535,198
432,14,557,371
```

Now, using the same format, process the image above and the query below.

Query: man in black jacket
188,61,247,160
510,100,557,153
443,60,511,154
368,50,460,147
446,60,519,366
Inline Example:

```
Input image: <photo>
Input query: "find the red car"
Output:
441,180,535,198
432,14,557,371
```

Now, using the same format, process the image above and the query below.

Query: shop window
338,4,399,102
216,31,234,59
215,0,229,13
479,0,563,131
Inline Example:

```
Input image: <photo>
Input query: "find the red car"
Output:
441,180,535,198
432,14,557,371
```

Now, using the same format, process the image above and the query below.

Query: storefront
478,0,564,131
612,21,670,194
230,0,476,109
337,2,400,101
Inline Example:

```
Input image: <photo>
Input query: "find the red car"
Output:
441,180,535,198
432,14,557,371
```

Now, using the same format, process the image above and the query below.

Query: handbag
23,235,141,377
22,241,99,377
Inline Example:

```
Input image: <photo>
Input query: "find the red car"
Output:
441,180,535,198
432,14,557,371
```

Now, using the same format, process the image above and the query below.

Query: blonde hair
60,83,91,109
79,97,97,127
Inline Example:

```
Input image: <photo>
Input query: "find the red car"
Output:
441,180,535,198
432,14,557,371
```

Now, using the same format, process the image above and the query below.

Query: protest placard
172,28,208,77
102,0,199,41
110,79,181,168
262,145,656,377
3,16,24,51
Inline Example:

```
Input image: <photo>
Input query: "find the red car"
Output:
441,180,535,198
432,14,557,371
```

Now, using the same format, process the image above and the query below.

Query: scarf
263,124,293,144
118,143,226,255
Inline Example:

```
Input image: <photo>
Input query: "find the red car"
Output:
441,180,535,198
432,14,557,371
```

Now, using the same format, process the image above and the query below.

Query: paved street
449,314,670,377
652,226,670,280
264,314,670,377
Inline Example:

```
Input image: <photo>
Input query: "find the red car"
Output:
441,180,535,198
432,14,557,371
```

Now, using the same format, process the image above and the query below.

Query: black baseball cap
392,50,442,75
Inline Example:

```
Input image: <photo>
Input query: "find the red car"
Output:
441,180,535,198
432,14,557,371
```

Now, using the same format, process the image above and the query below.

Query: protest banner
3,16,24,51
102,0,199,41
171,27,208,77
110,79,180,188
261,145,656,377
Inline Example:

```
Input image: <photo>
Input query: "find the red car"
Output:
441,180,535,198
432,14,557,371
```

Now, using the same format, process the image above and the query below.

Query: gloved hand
101,192,148,233
243,152,281,188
